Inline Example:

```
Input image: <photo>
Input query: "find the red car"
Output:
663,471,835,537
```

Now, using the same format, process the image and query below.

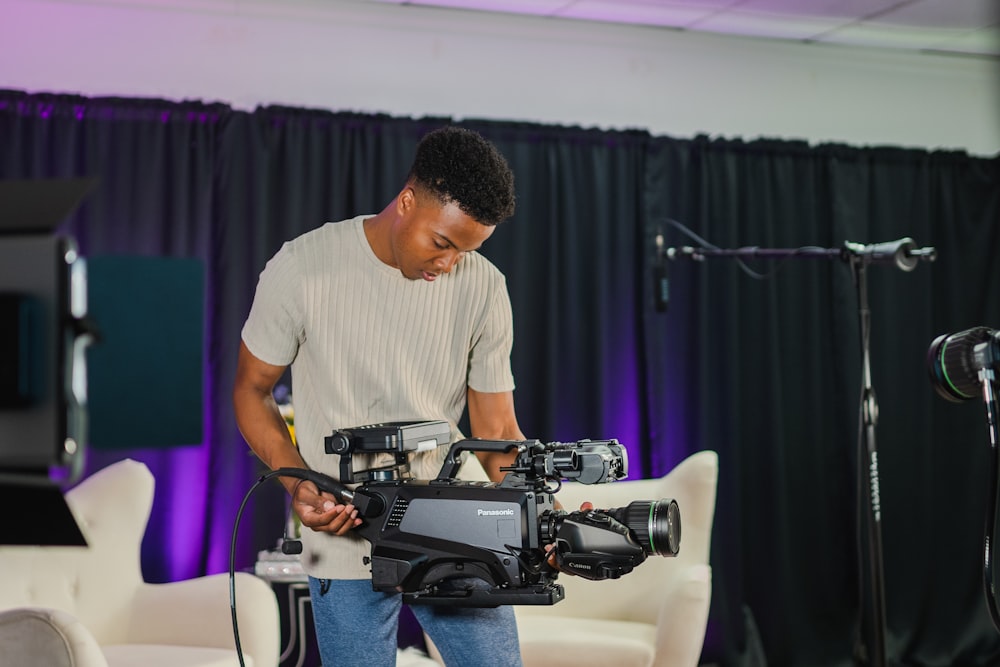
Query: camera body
285,421,680,607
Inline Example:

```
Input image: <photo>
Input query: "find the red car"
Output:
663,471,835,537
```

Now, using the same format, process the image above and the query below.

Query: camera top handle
434,438,531,482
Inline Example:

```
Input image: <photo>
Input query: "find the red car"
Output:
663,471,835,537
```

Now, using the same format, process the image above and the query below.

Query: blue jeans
308,577,523,667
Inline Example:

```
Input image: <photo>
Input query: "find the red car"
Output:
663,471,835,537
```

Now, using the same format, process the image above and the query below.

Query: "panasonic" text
477,508,516,517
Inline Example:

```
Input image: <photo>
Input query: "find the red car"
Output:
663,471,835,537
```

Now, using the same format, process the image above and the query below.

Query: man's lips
421,270,439,282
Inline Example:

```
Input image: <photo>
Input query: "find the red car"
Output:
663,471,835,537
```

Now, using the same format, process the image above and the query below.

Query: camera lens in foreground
926,326,995,402
609,499,680,557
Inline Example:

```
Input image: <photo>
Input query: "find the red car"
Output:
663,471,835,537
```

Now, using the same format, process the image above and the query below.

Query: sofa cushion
517,617,656,667
103,644,252,667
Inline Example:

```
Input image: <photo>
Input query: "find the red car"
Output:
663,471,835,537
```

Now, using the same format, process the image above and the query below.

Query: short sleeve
240,243,306,366
466,274,516,393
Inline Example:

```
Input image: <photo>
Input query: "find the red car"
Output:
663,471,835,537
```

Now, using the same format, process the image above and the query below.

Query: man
233,126,525,666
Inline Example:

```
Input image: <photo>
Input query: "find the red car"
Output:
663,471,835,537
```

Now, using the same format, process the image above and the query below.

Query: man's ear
397,185,417,216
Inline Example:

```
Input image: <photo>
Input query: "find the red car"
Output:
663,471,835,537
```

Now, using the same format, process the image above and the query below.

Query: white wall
2,0,998,155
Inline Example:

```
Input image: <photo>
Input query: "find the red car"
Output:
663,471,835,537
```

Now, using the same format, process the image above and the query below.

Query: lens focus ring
619,499,680,556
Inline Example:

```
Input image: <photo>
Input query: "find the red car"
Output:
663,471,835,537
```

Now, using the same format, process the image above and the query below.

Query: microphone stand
978,366,1000,632
666,238,935,667
847,252,887,667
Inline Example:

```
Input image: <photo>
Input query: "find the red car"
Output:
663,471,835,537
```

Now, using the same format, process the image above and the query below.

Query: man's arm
232,341,303,492
466,387,524,483
232,341,359,535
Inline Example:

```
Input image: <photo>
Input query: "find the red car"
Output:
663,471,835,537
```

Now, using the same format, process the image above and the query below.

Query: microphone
843,237,937,272
654,232,669,312
927,327,1000,402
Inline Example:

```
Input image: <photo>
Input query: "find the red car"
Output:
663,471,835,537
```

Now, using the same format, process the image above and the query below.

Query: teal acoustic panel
85,256,204,449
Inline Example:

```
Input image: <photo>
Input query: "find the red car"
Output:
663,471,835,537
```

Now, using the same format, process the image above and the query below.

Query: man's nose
435,251,462,273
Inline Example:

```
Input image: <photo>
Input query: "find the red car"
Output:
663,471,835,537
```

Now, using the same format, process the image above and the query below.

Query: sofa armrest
127,572,279,667
0,607,109,667
652,563,712,667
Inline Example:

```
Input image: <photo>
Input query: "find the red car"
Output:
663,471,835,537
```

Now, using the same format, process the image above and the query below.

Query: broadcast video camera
274,420,680,607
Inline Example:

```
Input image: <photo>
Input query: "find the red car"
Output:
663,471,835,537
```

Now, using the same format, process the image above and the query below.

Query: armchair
514,450,718,667
0,458,280,667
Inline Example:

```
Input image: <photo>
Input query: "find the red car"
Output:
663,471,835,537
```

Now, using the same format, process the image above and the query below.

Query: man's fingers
291,481,362,535
327,505,360,534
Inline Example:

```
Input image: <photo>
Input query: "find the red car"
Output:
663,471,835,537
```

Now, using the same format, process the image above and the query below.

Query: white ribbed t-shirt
241,215,516,579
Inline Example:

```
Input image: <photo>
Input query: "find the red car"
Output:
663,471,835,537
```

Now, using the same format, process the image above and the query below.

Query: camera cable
229,467,323,667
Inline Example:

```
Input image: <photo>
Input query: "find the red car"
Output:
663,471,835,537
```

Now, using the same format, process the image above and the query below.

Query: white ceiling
367,0,1000,58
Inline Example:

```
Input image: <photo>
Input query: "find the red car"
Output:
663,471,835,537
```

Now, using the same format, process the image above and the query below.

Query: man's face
392,187,495,282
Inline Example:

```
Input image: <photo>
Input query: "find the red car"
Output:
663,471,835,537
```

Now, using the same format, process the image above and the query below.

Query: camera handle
435,438,536,480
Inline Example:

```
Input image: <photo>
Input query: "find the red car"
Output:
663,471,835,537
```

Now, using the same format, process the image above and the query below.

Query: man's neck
362,203,397,268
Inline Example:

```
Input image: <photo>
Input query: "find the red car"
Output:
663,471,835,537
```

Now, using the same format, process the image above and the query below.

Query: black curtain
645,136,1000,666
458,122,652,455
2,89,1000,666
0,91,226,579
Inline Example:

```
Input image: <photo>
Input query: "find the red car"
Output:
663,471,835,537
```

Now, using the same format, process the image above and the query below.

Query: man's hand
546,501,594,570
292,480,362,536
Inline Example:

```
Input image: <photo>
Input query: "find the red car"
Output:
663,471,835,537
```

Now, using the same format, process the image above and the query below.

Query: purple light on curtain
654,392,689,474
602,348,645,480
158,445,212,580
200,393,228,575
548,313,653,480
645,348,693,477
169,365,219,579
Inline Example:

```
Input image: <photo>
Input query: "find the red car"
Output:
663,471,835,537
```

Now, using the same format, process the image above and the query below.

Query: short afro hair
408,126,516,226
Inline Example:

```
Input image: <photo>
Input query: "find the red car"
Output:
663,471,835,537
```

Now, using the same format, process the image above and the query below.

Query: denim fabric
308,577,522,667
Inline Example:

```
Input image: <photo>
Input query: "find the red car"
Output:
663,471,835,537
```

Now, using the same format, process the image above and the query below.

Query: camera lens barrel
927,327,997,402
609,499,680,556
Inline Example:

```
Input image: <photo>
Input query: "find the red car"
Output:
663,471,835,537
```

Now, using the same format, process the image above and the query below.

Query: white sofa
0,458,280,667
426,450,718,667
514,449,718,667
